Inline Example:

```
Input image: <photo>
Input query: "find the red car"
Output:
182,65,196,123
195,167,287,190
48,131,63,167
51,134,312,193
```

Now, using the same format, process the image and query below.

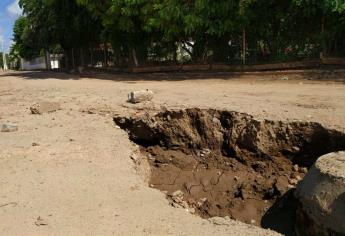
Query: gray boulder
295,151,345,235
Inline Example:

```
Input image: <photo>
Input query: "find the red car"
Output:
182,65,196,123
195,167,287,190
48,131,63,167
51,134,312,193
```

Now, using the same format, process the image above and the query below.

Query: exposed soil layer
114,108,345,232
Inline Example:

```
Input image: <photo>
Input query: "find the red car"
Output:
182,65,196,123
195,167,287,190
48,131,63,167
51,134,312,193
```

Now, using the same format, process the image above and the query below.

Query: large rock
295,151,345,235
30,102,61,114
127,89,154,103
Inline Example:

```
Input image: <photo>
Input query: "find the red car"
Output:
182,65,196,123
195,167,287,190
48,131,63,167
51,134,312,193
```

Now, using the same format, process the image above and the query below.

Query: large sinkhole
114,108,345,234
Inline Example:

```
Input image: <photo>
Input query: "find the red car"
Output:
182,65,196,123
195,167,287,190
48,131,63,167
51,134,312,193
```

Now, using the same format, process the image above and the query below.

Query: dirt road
0,70,344,235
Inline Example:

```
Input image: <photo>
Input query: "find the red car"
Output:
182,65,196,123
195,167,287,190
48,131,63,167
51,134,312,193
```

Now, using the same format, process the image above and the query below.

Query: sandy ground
0,70,344,235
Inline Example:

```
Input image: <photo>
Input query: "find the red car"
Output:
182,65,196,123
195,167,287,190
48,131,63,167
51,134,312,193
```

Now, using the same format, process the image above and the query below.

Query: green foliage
11,0,345,66
12,16,40,59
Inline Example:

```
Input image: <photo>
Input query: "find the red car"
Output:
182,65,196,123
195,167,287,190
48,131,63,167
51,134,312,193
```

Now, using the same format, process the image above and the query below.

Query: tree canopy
11,0,345,68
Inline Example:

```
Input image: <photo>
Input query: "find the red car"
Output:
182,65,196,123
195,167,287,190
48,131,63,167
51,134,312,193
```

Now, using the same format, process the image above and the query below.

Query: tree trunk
173,43,177,63
64,49,69,71
191,39,207,63
242,29,246,65
90,47,93,67
132,48,139,67
71,48,75,70
103,43,109,67
45,50,51,70
334,38,338,56
80,48,84,67
321,14,326,58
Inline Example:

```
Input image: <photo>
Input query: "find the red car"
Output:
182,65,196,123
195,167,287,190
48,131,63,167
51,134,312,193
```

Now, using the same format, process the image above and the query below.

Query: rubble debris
1,123,18,132
127,89,154,103
30,101,61,114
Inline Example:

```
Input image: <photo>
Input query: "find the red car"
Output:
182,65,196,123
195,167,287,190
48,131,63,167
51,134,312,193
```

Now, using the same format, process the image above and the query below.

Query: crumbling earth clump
30,101,61,114
114,108,345,232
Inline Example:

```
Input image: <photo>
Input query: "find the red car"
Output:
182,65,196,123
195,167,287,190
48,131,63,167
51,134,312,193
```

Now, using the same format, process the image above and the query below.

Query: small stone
287,184,295,189
172,190,184,198
130,153,139,162
290,172,297,179
300,167,308,173
295,175,302,181
293,164,299,172
250,219,256,225
275,177,289,194
181,202,189,209
171,202,181,208
118,118,126,124
200,198,207,202
35,216,48,226
289,178,298,185
201,149,211,155
32,143,40,146
160,106,168,112
209,217,229,226
187,208,196,214
170,192,191,208
212,117,220,124
1,124,18,132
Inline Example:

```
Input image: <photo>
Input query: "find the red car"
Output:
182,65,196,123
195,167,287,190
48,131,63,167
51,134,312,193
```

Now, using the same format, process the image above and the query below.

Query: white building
21,54,62,70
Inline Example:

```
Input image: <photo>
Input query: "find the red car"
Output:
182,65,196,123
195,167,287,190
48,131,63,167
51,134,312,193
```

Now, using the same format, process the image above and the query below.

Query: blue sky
0,0,22,52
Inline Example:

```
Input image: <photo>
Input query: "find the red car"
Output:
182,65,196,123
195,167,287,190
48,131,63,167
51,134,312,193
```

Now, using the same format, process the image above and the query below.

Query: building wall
21,56,60,70
21,57,46,70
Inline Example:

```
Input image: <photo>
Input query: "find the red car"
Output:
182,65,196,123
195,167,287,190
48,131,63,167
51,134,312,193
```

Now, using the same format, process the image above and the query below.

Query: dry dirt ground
0,70,344,236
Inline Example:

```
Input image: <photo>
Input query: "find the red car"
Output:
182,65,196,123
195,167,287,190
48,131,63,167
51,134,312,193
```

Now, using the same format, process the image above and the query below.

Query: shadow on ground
1,67,345,83
2,70,238,82
261,189,298,236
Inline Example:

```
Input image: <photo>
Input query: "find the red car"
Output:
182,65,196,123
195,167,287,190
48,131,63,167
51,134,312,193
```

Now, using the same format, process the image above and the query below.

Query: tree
12,0,345,69
17,0,103,69
12,16,41,60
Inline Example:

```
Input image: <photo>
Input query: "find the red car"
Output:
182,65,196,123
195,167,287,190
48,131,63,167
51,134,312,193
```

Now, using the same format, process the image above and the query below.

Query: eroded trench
114,108,345,234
